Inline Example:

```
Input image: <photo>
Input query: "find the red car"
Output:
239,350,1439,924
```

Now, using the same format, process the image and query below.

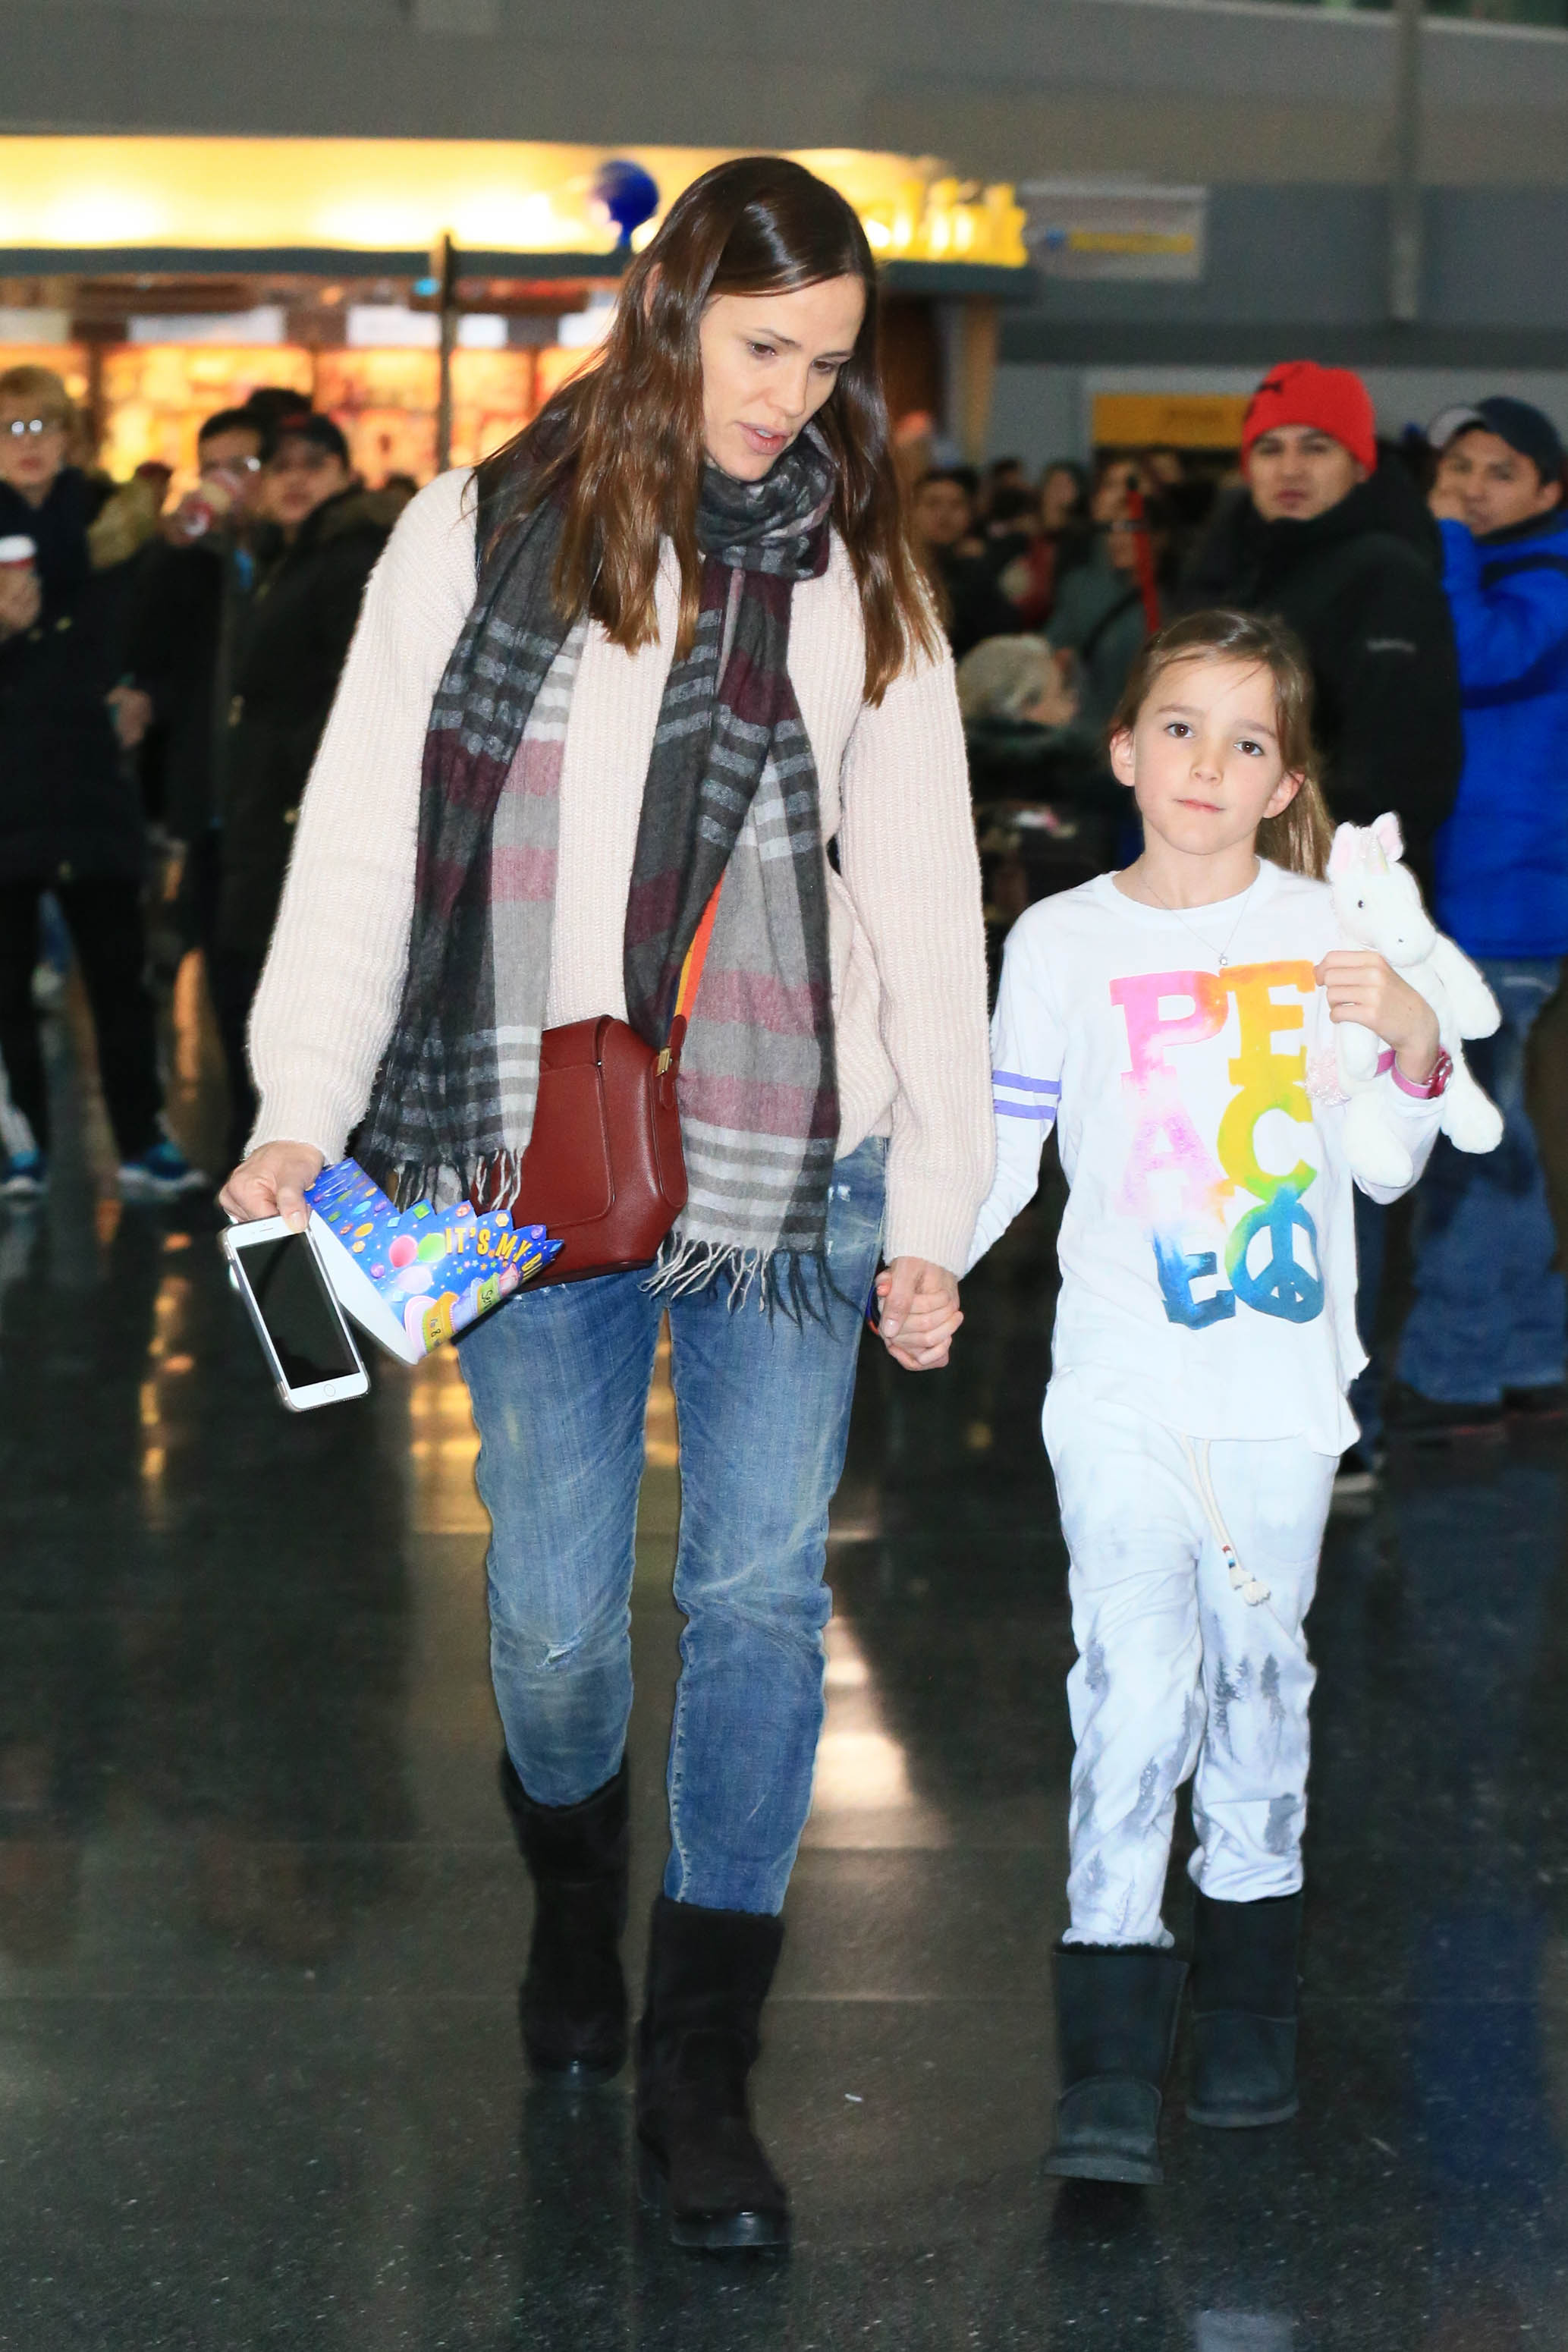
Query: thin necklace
1131,866,1259,970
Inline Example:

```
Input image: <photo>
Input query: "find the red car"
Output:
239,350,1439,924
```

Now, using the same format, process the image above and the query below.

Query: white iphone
222,1217,369,1410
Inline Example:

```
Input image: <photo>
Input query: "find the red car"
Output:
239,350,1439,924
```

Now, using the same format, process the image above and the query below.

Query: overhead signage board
1092,392,1248,450
1020,180,1207,283
0,137,1026,274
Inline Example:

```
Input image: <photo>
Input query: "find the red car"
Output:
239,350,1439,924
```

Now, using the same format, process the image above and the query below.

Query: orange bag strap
655,880,722,1075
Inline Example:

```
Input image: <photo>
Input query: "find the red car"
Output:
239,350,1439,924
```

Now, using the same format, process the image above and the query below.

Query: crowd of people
5,160,1568,2250
0,367,407,1196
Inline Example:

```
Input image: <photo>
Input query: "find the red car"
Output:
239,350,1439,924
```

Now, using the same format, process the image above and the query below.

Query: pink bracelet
1376,1045,1452,1099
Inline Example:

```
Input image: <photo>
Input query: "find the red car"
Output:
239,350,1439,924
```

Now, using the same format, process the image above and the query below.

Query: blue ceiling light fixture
592,159,661,254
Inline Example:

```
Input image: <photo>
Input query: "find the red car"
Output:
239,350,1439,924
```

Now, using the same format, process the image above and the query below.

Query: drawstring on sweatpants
1179,1435,1271,1608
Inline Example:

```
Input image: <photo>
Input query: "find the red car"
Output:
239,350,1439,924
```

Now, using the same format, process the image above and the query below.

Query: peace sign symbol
1225,1189,1324,1324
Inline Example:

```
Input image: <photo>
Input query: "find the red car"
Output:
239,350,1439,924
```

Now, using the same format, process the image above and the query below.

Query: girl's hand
220,1140,325,1231
875,1256,963,1371
1315,950,1441,1083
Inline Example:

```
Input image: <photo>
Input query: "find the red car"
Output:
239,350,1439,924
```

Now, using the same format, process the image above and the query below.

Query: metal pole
433,231,457,473
1389,0,1423,324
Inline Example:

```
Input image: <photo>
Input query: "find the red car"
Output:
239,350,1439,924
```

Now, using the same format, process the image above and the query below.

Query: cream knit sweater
247,467,995,1273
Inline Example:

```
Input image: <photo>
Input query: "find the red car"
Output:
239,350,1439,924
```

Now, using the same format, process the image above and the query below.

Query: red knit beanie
1241,360,1378,475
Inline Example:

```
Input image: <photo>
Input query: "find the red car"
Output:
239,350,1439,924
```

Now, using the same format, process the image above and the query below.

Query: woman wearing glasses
0,365,204,1200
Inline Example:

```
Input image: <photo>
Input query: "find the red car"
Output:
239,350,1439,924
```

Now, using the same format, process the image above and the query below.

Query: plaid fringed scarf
357,427,842,1285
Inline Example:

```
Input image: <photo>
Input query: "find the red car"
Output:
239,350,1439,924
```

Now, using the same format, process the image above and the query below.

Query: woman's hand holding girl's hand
1315,951,1441,1083
875,1256,963,1372
219,1140,325,1231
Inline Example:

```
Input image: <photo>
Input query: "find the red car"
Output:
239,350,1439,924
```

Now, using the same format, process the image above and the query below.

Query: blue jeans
458,1137,888,1915
1397,958,1566,1404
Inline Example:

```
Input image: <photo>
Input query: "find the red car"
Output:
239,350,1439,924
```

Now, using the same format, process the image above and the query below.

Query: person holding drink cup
0,364,205,1201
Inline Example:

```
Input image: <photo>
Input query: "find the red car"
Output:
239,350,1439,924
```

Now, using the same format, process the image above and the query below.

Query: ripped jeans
458,1137,887,1915
1044,1375,1335,1946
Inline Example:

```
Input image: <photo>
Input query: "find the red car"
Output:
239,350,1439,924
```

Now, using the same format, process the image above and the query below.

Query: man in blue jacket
1393,396,1568,1433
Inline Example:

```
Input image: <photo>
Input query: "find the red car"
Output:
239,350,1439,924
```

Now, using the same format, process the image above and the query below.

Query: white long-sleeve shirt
966,861,1443,1454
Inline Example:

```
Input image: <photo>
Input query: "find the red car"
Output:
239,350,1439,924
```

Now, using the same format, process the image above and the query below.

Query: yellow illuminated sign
1070,231,1197,258
0,137,1027,269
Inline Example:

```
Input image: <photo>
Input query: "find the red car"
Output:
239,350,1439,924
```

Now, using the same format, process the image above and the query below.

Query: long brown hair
1110,608,1335,878
487,155,938,704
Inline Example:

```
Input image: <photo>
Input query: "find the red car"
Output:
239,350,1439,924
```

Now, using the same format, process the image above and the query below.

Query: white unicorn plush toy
1324,813,1504,1190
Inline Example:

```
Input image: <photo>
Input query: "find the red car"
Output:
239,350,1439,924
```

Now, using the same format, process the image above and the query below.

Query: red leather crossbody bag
472,888,721,1285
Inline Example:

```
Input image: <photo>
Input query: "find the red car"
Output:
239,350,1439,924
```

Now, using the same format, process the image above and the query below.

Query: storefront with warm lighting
0,138,1029,488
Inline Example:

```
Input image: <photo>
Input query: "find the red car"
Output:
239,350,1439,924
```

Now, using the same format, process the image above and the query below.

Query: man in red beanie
1182,357,1460,885
1241,360,1378,502
1180,358,1465,1492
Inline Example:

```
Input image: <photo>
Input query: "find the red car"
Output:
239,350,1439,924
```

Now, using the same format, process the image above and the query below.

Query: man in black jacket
212,413,395,1160
121,405,269,963
912,469,1022,661
1180,360,1466,1484
1180,360,1463,891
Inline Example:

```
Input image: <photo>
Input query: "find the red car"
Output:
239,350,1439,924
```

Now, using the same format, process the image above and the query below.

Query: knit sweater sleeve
247,468,476,1160
836,643,995,1272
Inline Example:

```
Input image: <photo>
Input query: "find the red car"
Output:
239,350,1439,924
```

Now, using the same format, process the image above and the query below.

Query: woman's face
1041,467,1080,530
1092,461,1143,527
0,403,69,505
697,276,866,482
262,437,353,530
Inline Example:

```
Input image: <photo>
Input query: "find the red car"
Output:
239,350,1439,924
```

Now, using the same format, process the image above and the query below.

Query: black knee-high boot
1186,1888,1302,2127
636,1894,790,2253
1045,1941,1189,2185
499,1751,630,2087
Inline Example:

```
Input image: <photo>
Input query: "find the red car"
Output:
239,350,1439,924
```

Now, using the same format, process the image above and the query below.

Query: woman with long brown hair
220,156,991,2251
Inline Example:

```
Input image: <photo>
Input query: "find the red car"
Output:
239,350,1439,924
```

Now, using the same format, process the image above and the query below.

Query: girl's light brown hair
1109,607,1334,878
485,155,938,705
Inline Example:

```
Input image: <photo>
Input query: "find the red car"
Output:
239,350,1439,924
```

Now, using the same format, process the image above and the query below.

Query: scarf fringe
644,1230,850,1328
646,1234,772,1311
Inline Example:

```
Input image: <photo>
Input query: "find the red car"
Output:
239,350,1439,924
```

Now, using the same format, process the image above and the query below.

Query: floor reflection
4,986,1568,2344
806,1615,946,1847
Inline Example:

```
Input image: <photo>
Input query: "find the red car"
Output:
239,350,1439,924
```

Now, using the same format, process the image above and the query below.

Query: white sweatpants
1044,1375,1336,1948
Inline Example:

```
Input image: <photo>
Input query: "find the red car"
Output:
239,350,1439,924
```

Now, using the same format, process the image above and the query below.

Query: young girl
967,608,1449,2184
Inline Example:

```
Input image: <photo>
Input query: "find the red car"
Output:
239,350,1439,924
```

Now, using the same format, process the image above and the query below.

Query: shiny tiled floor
4,989,1568,2348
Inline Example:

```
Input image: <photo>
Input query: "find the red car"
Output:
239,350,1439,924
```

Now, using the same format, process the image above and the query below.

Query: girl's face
697,276,866,482
1109,654,1300,860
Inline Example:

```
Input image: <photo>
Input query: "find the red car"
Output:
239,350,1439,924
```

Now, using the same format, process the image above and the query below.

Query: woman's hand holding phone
221,1140,325,1231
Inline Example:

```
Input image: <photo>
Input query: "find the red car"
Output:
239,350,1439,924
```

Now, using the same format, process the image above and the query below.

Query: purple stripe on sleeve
992,1070,1061,1094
